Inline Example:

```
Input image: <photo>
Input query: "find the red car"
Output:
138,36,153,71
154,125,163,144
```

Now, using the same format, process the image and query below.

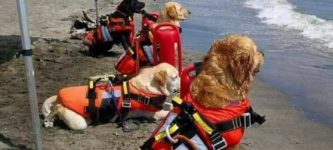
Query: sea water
173,0,333,128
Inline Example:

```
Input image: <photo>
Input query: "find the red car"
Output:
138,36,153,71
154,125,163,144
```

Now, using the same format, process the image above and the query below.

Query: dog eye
172,76,178,80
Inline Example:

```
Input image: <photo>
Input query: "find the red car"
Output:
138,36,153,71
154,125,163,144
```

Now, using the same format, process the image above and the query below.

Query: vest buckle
242,112,251,128
122,98,131,108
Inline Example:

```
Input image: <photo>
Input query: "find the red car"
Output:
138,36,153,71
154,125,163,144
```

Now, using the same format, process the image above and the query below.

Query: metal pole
16,0,43,149
95,0,100,24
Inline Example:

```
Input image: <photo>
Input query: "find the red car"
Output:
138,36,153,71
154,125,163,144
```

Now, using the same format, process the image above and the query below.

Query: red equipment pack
152,23,183,74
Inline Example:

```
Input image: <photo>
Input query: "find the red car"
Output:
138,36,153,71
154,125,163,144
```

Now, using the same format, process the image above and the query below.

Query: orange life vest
58,81,165,120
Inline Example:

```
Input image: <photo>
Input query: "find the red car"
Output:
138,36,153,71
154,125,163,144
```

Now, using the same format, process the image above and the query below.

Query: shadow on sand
0,35,39,65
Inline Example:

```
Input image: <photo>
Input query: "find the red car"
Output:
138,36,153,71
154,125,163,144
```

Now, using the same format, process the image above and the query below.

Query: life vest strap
85,80,99,124
148,96,265,150
211,107,266,133
127,93,166,109
210,132,227,150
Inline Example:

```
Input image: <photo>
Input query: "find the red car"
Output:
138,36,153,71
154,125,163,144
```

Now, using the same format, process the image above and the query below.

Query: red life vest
143,94,250,150
82,16,135,53
58,81,164,120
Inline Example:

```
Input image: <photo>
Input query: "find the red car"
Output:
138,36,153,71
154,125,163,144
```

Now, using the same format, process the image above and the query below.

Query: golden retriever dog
41,63,180,130
147,1,191,39
191,35,264,108
190,35,264,150
155,1,191,27
139,35,264,150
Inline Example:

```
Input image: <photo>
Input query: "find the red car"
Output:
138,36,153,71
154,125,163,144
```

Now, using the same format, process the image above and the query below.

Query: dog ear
167,5,178,19
229,53,254,87
154,70,167,87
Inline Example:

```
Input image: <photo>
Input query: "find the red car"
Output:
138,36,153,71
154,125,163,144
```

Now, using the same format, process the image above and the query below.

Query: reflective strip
89,81,94,89
175,134,208,150
101,26,112,42
123,82,128,95
143,46,154,64
154,124,179,141
128,47,135,55
101,26,108,42
193,113,213,135
102,90,121,99
172,96,183,105
104,26,112,41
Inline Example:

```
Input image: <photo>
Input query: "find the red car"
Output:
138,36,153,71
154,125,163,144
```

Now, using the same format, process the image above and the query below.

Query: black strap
16,49,33,58
194,62,202,75
141,10,158,22
110,74,128,85
85,80,99,124
213,107,265,133
127,93,166,109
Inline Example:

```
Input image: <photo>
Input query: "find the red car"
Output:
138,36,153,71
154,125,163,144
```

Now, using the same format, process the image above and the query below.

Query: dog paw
44,121,54,128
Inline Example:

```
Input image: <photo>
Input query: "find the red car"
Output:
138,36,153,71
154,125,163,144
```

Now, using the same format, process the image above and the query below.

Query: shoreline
1,0,333,149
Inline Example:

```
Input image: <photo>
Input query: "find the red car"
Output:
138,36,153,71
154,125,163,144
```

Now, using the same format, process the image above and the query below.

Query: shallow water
176,0,333,127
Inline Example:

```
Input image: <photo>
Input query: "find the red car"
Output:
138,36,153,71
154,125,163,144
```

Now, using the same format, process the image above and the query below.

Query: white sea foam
245,0,333,49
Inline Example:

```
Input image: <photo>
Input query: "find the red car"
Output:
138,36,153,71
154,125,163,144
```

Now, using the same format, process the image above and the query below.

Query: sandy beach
0,0,333,149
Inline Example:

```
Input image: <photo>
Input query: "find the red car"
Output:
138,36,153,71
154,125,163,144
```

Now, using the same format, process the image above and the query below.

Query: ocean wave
245,0,333,49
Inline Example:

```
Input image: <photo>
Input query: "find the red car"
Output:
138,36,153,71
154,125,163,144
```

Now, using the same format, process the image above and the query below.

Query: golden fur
156,2,191,27
190,35,264,109
148,2,191,41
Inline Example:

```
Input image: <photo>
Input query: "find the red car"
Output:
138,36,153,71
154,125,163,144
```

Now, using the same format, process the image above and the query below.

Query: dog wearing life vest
140,35,265,150
41,63,180,130
69,0,145,56
189,35,264,150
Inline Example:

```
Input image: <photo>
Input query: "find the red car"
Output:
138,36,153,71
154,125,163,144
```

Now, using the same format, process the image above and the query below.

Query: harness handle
165,125,199,150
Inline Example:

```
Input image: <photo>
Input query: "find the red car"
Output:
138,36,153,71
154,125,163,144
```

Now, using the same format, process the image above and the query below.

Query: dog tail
41,95,57,118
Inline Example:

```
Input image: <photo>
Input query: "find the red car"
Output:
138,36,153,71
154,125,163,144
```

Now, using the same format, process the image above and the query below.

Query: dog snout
188,10,191,15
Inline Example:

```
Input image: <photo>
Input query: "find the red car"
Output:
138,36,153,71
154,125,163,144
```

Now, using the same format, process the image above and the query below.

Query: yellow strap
123,81,128,95
89,81,94,89
154,124,179,141
129,47,134,55
193,112,213,135
172,96,183,105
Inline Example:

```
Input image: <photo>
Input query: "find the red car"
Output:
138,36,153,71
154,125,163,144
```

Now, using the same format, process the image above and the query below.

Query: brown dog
139,35,264,150
190,35,264,149
156,2,191,27
191,35,264,108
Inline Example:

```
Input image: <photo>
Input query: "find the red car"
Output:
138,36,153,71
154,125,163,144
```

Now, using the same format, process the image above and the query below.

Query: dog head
131,63,180,96
190,35,264,108
153,63,180,96
117,0,145,17
157,2,191,27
